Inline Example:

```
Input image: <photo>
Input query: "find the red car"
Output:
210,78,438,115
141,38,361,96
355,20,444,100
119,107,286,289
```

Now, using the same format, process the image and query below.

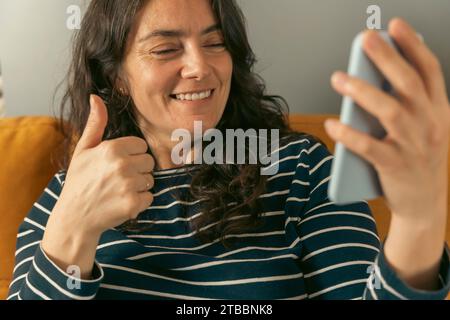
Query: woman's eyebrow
138,23,221,43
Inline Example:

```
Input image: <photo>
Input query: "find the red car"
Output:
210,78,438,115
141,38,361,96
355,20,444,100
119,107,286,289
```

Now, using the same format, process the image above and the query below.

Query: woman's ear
115,67,130,96
115,77,129,96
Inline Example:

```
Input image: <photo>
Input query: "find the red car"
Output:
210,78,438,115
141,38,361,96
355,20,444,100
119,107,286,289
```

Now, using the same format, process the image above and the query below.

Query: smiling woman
54,0,296,246
6,0,450,300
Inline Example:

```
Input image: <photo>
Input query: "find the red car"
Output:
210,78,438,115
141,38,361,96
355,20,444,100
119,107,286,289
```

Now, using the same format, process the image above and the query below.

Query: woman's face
122,0,233,146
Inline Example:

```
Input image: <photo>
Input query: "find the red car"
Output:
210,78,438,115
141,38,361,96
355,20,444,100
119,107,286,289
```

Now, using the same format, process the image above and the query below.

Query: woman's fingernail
325,119,338,133
332,72,349,90
366,31,382,50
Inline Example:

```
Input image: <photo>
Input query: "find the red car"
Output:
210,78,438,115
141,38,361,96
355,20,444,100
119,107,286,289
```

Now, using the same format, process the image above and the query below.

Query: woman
7,0,450,300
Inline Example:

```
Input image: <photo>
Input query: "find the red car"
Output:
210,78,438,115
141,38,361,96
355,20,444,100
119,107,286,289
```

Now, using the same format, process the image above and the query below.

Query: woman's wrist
42,204,102,280
384,211,447,290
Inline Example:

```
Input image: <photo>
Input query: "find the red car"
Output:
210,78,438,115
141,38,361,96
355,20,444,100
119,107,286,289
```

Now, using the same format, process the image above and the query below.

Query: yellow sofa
0,115,448,300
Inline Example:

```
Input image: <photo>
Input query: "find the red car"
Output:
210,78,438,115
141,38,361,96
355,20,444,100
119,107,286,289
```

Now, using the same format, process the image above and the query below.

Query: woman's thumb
74,95,108,154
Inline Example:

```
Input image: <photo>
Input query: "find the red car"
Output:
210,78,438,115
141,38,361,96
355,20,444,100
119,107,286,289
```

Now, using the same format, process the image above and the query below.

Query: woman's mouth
169,89,215,104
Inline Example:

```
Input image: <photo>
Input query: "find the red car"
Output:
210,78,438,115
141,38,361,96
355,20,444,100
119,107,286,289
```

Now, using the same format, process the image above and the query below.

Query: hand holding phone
328,30,423,205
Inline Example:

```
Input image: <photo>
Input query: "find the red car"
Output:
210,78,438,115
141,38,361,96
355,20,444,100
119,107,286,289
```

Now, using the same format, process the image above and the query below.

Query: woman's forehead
137,0,217,33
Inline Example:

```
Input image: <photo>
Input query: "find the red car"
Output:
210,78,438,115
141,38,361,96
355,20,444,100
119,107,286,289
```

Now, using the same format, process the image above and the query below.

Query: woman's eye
152,49,179,56
152,43,226,57
207,43,225,48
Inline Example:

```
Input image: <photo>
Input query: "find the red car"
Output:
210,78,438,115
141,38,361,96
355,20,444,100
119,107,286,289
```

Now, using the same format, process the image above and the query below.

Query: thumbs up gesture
55,95,155,235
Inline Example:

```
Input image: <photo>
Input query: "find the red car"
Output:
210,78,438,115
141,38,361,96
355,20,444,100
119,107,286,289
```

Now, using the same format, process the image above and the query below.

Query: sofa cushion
0,116,65,299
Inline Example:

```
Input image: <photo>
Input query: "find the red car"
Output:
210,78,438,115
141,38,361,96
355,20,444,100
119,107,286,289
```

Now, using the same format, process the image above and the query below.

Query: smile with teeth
172,89,213,101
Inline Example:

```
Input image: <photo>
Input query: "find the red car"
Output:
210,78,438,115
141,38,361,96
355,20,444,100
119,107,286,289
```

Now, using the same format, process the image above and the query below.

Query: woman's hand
325,18,450,290
325,18,450,224
42,95,155,279
55,95,156,235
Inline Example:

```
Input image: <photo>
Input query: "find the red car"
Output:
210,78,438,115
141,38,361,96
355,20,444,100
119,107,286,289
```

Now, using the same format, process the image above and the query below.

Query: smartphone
328,30,423,205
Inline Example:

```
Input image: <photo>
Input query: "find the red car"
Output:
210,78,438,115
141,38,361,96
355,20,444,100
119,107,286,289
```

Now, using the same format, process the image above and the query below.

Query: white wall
0,0,88,117
238,0,450,114
1,0,449,117
0,74,4,117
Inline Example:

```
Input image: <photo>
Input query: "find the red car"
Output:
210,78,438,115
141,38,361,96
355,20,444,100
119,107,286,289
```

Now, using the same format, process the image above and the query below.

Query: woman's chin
171,101,215,118
171,107,224,131
178,117,218,133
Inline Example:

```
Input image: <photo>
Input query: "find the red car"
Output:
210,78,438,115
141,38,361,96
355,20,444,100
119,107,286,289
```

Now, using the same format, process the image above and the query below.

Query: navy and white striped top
7,134,450,300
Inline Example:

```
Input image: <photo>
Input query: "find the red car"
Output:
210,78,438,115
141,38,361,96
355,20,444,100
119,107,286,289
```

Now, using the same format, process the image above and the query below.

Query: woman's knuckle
401,76,421,93
114,158,128,172
335,124,346,140
148,155,156,171
147,175,155,188
358,139,372,154
148,192,154,203
140,139,149,152
143,192,154,208
124,195,138,216
350,79,362,91
427,55,441,73
120,178,133,193
385,108,402,124
428,127,445,146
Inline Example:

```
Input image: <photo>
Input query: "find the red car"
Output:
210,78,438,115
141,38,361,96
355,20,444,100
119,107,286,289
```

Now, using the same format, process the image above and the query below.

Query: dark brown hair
56,0,316,250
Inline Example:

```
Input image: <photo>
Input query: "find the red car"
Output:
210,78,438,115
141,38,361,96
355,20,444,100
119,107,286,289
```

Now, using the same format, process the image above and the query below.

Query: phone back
328,31,399,205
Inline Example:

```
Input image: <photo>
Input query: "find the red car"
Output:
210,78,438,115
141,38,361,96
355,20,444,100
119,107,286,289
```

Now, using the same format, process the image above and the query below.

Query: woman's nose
180,46,212,81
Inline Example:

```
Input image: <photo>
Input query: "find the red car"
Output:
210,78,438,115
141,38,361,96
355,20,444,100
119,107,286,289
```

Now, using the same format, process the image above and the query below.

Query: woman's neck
136,117,197,171
150,143,181,170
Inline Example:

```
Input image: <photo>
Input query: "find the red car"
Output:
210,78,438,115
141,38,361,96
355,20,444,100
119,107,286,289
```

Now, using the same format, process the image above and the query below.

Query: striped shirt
7,135,450,300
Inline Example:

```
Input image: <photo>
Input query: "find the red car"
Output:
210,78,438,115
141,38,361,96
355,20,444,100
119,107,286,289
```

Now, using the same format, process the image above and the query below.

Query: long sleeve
7,172,104,300
290,138,450,300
